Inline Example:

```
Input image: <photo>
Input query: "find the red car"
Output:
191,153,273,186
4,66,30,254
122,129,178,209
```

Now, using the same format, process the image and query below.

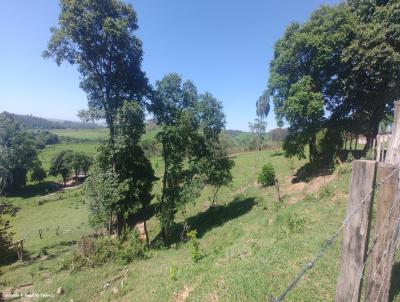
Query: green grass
50,128,108,141
2,146,399,301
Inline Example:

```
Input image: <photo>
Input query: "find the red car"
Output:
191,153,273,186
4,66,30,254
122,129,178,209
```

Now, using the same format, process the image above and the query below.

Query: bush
337,163,352,175
53,234,144,272
286,213,306,234
319,185,334,198
187,230,202,263
258,162,276,187
346,152,354,163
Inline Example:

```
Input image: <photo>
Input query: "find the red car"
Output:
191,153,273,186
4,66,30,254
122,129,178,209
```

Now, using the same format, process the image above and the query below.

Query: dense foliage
152,73,233,244
86,102,155,240
0,113,39,194
49,150,92,186
7,112,100,129
44,0,150,137
258,162,276,187
268,0,400,161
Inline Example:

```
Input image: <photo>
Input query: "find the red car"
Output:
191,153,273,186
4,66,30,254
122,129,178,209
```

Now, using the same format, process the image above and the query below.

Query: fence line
273,167,397,302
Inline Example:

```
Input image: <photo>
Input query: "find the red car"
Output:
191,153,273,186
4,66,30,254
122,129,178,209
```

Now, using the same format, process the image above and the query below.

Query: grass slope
1,130,399,301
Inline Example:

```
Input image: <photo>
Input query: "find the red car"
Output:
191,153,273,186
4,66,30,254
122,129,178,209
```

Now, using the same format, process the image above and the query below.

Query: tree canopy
0,113,38,194
268,1,400,161
44,0,150,135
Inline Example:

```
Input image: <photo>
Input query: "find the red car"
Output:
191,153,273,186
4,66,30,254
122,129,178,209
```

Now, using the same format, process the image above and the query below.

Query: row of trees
45,0,234,244
49,150,92,186
268,0,400,163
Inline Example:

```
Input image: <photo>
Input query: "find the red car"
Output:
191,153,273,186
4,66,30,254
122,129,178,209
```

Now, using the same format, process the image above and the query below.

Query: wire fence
272,168,399,302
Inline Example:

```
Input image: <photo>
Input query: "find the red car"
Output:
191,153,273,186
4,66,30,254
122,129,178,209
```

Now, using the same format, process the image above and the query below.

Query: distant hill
4,112,104,129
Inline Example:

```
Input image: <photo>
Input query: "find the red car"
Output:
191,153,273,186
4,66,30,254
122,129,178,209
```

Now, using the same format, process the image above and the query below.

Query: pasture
1,129,362,301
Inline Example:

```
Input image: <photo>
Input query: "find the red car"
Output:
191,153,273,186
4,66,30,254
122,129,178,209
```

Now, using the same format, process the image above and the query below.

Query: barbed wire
272,168,398,302
351,178,400,302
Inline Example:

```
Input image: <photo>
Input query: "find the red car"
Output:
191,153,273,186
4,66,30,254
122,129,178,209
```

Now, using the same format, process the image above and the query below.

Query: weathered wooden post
365,163,399,302
385,101,400,167
364,100,400,302
376,134,382,162
336,160,377,302
275,179,281,202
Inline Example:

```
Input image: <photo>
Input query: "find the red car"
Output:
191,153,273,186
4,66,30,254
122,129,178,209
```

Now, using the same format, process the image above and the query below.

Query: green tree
30,160,47,183
71,152,93,179
86,102,155,240
0,112,38,194
255,90,270,151
0,214,13,263
282,77,324,161
49,150,74,186
342,0,400,148
249,118,267,151
85,164,123,236
268,1,400,158
152,74,232,244
198,93,234,207
44,0,150,140
152,74,203,244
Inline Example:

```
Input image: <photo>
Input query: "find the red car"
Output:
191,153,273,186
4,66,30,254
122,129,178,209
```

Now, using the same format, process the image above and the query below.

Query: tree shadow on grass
7,181,62,199
126,203,158,226
151,196,255,247
292,160,334,183
389,262,400,301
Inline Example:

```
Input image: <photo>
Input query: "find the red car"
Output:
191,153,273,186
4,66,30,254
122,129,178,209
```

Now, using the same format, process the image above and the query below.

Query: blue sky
0,0,339,131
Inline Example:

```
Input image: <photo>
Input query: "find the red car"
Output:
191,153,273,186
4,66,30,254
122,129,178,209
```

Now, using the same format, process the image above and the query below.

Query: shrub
187,230,202,263
53,234,144,272
337,163,352,175
258,162,276,187
286,213,306,234
346,152,354,163
304,193,317,203
319,185,334,199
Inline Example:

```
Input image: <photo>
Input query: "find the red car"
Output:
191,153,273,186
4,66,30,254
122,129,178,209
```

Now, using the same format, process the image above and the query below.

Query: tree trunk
309,133,317,163
355,135,358,151
142,203,150,248
349,135,353,150
211,186,220,207
116,212,124,237
108,214,112,237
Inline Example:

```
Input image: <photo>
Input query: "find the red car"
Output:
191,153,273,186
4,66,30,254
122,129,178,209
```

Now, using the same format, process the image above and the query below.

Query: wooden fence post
336,160,377,302
365,163,399,302
376,135,382,162
364,100,400,301
386,101,400,166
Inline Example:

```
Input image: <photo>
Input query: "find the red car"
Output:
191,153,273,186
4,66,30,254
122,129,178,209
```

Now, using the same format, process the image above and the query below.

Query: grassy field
1,129,399,301
50,128,108,141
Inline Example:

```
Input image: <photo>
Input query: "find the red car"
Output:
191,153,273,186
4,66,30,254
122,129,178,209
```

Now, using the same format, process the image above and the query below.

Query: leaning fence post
365,163,399,302
376,135,382,162
385,101,400,167
335,160,377,302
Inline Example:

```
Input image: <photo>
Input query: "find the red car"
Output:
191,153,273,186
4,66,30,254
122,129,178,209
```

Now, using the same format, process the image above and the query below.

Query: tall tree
255,91,270,151
342,0,400,148
44,0,150,139
198,93,234,207
268,1,400,159
268,5,355,161
152,73,202,243
0,113,38,194
152,74,233,244
86,102,155,239
49,150,74,186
